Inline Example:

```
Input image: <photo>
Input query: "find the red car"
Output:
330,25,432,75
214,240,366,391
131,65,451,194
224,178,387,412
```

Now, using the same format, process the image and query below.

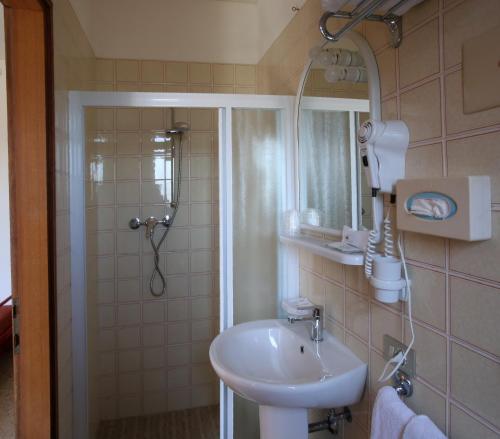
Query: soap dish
282,297,315,317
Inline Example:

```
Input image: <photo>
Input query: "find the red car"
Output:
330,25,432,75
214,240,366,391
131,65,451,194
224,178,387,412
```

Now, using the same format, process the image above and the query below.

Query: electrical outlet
383,335,416,378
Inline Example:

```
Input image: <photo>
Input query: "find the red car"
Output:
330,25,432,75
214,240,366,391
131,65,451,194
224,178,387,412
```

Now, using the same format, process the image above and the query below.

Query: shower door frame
69,91,297,439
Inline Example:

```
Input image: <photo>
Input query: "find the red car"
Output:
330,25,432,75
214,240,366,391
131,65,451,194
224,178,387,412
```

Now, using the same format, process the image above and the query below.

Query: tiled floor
97,404,219,439
0,350,14,438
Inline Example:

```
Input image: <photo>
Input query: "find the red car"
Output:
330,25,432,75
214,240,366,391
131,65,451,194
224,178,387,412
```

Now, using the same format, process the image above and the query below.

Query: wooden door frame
2,0,56,438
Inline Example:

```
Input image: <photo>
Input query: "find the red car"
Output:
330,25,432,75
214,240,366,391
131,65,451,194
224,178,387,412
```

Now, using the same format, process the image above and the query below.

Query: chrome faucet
288,306,323,342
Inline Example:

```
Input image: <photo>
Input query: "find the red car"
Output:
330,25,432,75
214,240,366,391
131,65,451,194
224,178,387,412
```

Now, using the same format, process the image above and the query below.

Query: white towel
370,386,415,439
403,415,446,439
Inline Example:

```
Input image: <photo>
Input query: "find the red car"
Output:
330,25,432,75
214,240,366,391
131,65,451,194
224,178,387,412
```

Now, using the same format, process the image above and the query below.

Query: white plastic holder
370,255,407,304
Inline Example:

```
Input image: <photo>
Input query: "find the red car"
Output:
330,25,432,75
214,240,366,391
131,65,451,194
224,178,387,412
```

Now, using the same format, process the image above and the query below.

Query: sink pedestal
259,406,308,439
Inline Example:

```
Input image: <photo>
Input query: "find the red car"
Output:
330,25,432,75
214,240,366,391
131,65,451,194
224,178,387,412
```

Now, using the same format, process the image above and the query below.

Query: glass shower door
231,108,284,439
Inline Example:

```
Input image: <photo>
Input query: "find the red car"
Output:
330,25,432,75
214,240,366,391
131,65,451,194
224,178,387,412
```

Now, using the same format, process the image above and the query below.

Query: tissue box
396,176,491,241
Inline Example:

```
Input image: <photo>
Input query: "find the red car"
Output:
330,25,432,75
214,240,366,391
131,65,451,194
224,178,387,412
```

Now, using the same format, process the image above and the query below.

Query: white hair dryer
357,120,409,194
357,119,410,298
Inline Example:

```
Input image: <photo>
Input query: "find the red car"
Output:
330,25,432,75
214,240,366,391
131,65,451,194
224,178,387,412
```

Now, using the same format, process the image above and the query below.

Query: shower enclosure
69,92,295,439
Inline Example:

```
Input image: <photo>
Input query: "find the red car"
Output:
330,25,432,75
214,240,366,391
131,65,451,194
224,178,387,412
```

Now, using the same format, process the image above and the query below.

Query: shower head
166,121,190,135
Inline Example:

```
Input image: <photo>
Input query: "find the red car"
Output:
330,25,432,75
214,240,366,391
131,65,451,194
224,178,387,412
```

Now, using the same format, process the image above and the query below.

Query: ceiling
68,0,307,64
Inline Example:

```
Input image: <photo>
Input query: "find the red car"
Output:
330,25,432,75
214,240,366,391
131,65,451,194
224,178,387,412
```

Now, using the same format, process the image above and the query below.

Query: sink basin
209,319,367,439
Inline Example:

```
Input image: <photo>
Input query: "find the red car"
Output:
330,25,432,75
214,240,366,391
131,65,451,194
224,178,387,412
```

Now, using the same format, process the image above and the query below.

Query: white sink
209,319,367,439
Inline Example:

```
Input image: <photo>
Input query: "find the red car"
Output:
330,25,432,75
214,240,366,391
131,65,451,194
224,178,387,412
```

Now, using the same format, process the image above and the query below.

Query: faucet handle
312,307,321,318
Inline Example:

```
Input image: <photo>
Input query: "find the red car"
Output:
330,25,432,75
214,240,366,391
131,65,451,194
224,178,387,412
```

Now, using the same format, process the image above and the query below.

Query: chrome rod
384,0,413,17
319,0,389,42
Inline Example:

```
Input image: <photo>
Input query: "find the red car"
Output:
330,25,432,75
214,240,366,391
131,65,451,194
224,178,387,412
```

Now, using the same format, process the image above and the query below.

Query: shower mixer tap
129,215,171,238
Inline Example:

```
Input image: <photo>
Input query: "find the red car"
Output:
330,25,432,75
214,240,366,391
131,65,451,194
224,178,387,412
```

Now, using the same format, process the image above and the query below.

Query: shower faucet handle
129,217,145,230
160,215,171,227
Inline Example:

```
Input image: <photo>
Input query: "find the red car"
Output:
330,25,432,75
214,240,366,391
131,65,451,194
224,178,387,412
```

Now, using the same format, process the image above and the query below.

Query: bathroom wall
85,106,219,421
91,58,257,94
258,0,500,438
52,0,96,437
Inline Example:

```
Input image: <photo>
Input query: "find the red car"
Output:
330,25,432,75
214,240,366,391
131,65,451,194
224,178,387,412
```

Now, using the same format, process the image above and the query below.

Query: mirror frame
294,31,381,236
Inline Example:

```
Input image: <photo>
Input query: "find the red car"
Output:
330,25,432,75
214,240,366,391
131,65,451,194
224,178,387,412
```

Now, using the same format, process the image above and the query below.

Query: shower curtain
299,109,351,230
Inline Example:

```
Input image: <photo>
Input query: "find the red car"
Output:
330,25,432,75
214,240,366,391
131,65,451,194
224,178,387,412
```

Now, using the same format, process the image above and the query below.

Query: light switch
462,25,500,114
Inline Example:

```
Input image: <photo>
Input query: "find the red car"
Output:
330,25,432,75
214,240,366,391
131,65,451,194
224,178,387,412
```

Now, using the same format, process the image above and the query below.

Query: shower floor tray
97,404,219,439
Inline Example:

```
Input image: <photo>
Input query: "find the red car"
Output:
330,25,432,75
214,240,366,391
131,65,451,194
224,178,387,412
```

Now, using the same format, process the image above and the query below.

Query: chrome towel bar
319,0,415,48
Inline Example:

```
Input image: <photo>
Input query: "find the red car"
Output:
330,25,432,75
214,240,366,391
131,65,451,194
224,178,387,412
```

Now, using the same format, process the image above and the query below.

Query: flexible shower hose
147,133,183,297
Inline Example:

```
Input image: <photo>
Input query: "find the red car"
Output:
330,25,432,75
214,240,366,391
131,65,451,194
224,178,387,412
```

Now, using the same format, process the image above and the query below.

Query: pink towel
370,386,415,439
403,415,446,439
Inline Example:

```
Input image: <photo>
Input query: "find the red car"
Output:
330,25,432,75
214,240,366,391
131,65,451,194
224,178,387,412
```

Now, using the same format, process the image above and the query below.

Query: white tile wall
85,107,219,419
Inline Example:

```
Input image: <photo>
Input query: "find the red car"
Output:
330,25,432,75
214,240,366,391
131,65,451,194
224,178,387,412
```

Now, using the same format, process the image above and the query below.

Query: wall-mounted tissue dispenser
396,176,491,241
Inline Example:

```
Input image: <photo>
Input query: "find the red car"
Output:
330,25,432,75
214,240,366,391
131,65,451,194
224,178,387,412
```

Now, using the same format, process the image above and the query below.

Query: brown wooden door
2,0,55,437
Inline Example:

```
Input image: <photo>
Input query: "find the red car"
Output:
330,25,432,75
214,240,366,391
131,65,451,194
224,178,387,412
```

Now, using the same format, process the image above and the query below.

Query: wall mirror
295,32,381,233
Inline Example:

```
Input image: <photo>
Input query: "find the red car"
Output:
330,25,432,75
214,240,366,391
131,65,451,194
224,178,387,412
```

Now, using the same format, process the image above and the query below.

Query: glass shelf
280,234,364,266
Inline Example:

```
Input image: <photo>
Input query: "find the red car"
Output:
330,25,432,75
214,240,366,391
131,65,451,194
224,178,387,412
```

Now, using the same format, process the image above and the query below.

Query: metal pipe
319,0,389,42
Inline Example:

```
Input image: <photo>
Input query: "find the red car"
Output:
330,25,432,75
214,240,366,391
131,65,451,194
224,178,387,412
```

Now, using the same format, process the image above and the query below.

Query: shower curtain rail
319,0,413,48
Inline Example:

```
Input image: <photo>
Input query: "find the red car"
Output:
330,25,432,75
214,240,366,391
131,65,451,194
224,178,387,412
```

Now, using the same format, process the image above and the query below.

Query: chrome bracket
319,7,404,48
393,370,413,397
383,13,403,48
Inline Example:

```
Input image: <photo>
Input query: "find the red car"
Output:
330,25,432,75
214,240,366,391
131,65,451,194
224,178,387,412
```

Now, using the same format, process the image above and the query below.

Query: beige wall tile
166,84,189,93
404,320,447,392
376,48,396,97
189,63,212,84
93,82,115,91
403,232,446,268
346,265,370,296
213,64,235,86
407,265,446,330
345,337,370,429
325,318,344,341
116,60,139,82
96,59,115,82
214,85,234,94
165,62,188,83
325,279,344,324
399,19,439,88
365,21,392,52
406,380,447,433
450,276,500,356
451,342,500,427
324,259,343,283
116,108,140,131
343,419,369,439
447,131,500,203
445,70,500,134
403,0,438,32
299,250,323,274
235,64,256,86
116,82,140,92
368,349,387,401
144,83,166,92
381,97,397,120
189,85,213,93
450,212,500,283
400,79,441,142
141,60,164,83
235,86,256,94
346,291,369,342
443,0,500,68
405,143,443,179
370,304,401,351
450,404,499,439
